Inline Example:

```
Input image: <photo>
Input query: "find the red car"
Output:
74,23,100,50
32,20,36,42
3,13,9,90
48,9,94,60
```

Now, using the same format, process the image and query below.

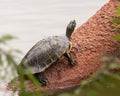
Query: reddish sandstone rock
7,0,120,94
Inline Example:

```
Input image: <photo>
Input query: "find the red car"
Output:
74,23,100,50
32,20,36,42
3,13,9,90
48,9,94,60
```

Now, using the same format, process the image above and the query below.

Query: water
0,0,108,95
0,0,108,54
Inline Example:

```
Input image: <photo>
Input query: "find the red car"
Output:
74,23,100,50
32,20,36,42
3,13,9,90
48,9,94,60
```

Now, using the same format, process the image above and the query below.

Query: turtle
19,20,77,86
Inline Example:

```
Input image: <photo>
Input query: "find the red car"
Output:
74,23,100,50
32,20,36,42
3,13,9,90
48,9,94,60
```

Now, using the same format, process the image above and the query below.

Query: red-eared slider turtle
20,20,77,86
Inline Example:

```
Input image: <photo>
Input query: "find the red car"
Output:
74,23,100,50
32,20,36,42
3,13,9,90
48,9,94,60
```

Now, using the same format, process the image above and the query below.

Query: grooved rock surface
8,0,120,94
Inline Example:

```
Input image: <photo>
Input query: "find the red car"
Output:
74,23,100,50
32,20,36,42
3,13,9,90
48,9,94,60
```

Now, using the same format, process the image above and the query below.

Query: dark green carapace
20,20,77,86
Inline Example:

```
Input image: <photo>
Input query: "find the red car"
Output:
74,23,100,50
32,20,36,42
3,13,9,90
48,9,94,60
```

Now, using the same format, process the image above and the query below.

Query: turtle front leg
64,52,77,66
34,72,48,86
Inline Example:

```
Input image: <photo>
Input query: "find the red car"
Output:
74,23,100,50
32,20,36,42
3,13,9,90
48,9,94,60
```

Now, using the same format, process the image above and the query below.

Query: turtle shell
20,36,70,74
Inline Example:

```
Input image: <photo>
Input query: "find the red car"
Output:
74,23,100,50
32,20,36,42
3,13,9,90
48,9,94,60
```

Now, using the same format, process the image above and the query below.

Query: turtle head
66,20,76,40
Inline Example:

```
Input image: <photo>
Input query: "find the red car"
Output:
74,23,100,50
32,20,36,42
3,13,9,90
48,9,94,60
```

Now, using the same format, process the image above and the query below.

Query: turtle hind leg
34,72,48,86
64,52,77,66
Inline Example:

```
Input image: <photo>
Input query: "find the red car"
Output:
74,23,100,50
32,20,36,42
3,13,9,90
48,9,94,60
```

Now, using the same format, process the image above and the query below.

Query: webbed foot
34,73,48,86
70,59,77,66
64,52,77,66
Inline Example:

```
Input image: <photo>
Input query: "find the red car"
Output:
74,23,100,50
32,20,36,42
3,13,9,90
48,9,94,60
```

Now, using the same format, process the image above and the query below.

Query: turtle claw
34,73,48,86
39,77,48,86
64,52,77,66
70,59,77,66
